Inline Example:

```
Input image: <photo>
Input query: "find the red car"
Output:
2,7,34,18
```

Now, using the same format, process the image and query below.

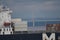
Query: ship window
10,32,12,34
0,29,1,31
23,31,27,33
3,32,4,34
12,28,14,31
9,13,11,15
9,28,10,31
4,29,5,31
7,29,8,31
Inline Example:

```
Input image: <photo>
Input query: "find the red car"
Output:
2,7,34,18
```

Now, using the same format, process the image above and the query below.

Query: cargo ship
0,5,60,40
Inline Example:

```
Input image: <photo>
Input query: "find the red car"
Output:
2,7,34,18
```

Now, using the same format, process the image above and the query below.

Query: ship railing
13,26,60,34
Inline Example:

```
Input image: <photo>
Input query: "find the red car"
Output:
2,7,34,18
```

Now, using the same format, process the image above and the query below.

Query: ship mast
32,9,34,27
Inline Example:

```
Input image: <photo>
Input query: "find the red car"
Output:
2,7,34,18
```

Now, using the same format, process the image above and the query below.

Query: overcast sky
0,0,60,19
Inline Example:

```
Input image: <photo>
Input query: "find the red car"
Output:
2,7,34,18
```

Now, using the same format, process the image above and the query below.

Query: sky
0,0,60,19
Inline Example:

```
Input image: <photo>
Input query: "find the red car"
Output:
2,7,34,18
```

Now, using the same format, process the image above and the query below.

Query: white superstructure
0,5,13,35
12,18,27,31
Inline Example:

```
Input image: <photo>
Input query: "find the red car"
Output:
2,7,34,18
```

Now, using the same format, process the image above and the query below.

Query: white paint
12,18,27,31
1,28,13,35
0,5,13,35
42,33,55,40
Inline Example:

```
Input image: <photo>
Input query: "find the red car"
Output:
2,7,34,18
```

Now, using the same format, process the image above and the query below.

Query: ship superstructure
0,5,60,40
0,5,13,35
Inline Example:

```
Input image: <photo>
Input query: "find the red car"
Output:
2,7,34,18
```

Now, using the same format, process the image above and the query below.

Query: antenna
0,0,2,5
32,10,34,27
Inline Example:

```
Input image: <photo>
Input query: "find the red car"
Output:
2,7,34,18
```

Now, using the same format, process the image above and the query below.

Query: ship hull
0,32,60,40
